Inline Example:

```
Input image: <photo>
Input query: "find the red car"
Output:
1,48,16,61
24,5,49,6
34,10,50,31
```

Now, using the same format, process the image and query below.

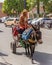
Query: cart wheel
12,43,16,54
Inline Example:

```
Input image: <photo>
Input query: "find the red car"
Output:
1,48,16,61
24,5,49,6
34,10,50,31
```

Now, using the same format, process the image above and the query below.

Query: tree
40,0,49,16
2,0,24,16
26,0,36,11
3,0,40,16
46,1,52,13
16,0,24,14
2,0,18,16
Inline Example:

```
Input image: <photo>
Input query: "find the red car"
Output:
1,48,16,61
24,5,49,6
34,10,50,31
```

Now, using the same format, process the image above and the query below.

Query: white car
42,18,52,28
31,18,43,25
0,16,8,23
4,17,19,27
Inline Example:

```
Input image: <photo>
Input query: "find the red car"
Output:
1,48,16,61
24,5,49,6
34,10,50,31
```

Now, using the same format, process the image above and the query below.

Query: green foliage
40,0,52,17
26,0,36,11
46,1,52,13
34,13,37,18
39,13,43,17
40,0,49,12
2,0,36,16
40,0,49,5
2,0,24,16
2,0,52,16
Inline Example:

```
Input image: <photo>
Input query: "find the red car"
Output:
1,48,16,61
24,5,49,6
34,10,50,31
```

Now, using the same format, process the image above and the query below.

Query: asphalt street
0,23,52,65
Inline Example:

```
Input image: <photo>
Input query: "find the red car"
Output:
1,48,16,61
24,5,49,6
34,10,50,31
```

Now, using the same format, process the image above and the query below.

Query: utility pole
24,0,26,9
37,0,40,17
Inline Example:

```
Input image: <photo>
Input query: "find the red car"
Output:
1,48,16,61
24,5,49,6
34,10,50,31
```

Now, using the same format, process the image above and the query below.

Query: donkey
24,25,43,63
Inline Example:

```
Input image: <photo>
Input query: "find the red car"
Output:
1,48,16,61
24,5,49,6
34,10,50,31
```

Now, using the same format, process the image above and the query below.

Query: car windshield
7,17,19,21
31,18,38,24
7,19,14,21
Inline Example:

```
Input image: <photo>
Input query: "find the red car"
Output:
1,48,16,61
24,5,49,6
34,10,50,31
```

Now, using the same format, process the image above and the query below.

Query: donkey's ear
31,25,35,29
31,25,37,30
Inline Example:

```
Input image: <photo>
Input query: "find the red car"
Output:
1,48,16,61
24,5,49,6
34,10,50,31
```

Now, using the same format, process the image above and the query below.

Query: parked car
30,18,43,25
4,17,19,27
0,18,2,23
28,17,52,29
0,16,9,23
41,18,52,28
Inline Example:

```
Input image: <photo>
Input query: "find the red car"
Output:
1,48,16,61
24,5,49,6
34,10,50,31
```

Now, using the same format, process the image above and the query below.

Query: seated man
12,9,29,41
17,9,29,34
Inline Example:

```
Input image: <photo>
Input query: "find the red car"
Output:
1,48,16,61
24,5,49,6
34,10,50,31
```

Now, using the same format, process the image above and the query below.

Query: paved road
0,23,52,65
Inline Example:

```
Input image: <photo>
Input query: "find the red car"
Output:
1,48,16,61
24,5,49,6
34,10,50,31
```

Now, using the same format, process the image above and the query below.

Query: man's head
22,9,28,17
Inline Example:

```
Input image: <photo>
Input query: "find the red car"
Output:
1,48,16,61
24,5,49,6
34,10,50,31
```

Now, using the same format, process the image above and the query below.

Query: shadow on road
15,52,25,55
0,30,3,32
0,62,7,65
0,52,12,65
0,52,8,56
33,51,52,65
0,62,12,65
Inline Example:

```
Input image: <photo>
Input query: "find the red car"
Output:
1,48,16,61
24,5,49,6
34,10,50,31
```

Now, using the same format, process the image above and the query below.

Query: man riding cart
11,9,30,53
10,9,43,64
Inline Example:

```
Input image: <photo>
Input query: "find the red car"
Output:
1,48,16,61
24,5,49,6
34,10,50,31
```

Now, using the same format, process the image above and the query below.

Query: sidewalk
0,51,12,65
0,57,12,65
0,57,5,63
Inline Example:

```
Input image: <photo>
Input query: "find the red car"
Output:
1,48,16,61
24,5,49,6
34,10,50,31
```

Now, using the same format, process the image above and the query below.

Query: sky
0,0,4,2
